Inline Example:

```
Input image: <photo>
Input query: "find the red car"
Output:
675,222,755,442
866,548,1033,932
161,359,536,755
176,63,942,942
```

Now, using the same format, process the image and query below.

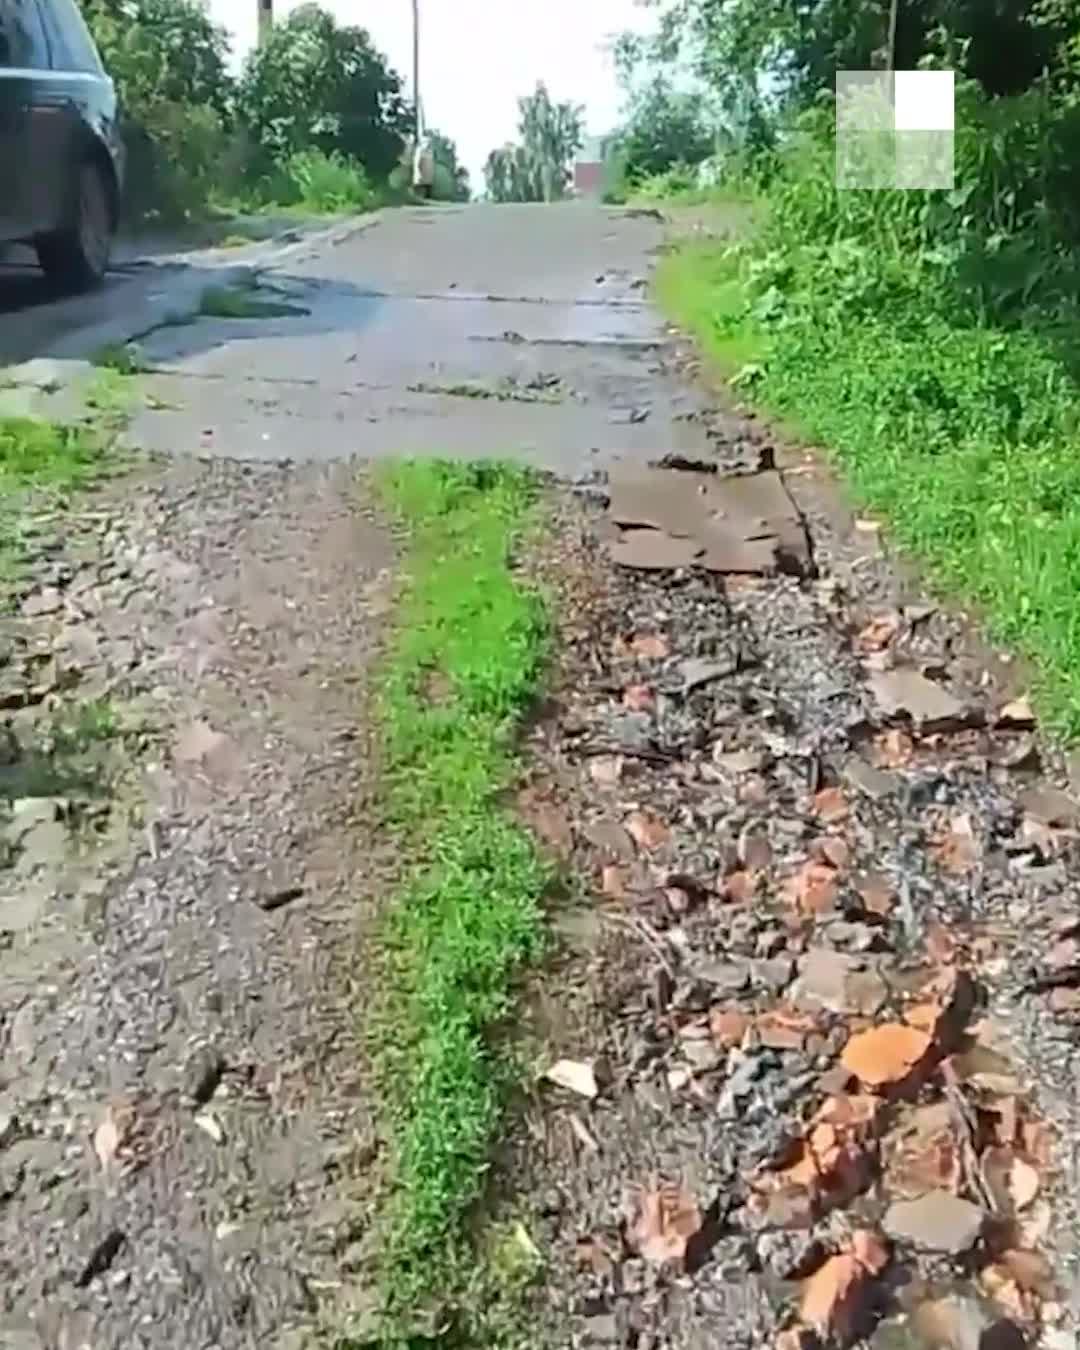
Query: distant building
573,132,621,199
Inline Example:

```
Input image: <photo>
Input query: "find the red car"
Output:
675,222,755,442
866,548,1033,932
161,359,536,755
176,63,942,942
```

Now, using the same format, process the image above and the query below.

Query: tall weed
281,149,375,213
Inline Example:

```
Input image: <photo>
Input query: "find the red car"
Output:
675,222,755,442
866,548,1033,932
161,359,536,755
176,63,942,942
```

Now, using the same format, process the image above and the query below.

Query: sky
208,0,659,192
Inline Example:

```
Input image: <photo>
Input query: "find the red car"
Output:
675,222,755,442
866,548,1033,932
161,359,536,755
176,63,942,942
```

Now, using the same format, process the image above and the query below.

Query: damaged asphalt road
6,204,732,472
2,200,1080,1350
0,201,737,1350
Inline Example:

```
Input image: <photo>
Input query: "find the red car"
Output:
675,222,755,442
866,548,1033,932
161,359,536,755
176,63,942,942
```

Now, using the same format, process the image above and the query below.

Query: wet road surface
120,203,715,474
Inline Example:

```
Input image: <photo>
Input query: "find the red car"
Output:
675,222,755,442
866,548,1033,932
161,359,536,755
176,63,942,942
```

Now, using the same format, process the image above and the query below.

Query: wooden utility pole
412,0,421,140
257,0,272,47
886,0,899,71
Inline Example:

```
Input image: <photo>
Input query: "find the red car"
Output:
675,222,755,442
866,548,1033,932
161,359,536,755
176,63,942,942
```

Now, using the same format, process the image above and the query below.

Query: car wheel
35,161,113,291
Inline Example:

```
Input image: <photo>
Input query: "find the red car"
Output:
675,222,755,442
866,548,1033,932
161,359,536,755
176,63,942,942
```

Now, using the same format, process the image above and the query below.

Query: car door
0,0,32,241
32,0,115,236
13,0,64,236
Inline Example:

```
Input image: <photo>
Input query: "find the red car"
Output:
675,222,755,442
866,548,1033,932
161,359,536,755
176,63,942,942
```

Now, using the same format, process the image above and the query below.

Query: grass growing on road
372,460,550,1337
199,282,308,320
0,416,109,590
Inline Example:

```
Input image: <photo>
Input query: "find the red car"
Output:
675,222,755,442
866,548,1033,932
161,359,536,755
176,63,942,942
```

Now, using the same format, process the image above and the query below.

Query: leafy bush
620,76,715,181
279,149,374,213
83,0,233,224
235,4,411,183
632,164,705,201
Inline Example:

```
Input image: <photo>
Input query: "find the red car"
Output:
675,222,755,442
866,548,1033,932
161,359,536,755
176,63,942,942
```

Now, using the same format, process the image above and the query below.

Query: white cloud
208,0,657,190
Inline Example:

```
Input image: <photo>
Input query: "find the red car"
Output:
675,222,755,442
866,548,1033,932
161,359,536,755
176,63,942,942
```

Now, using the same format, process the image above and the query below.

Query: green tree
236,4,412,181
483,82,584,202
82,0,233,221
84,0,230,112
483,143,533,202
641,0,1076,112
518,82,584,201
429,131,471,201
619,74,714,180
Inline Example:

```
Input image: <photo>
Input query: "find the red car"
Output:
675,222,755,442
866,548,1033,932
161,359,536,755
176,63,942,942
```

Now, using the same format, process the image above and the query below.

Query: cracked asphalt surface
117,204,718,470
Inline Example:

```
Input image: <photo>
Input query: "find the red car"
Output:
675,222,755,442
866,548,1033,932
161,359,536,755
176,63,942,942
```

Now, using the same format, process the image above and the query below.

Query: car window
35,0,102,73
0,0,51,68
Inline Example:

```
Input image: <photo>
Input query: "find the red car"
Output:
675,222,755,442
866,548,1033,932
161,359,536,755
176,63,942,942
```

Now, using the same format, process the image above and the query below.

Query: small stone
842,757,896,801
752,957,795,993
582,820,636,862
883,1190,984,1254
757,1229,825,1280
76,1229,126,1286
60,1189,89,1223
698,959,750,995
21,587,63,618
855,871,896,918
683,1038,724,1072
910,1296,991,1350
583,1313,618,1343
739,825,772,870
709,1008,750,1048
679,657,735,691
184,1048,226,1106
713,747,765,775
608,711,654,753
792,949,887,1016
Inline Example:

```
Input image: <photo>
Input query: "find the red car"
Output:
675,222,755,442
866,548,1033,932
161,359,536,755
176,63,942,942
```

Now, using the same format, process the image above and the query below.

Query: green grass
371,460,550,1342
655,243,764,374
0,416,102,493
0,415,111,596
198,282,308,320
658,234,1080,737
91,342,150,375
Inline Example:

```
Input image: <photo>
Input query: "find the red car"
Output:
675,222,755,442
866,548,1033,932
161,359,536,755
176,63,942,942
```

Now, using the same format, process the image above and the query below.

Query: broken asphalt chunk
1019,785,1080,830
606,466,810,575
792,950,889,1017
841,757,896,802
544,1059,599,1100
608,530,704,570
883,1190,984,1254
868,668,970,731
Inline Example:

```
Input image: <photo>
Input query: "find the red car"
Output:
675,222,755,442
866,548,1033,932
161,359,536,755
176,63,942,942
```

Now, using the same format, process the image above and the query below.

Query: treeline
81,0,471,224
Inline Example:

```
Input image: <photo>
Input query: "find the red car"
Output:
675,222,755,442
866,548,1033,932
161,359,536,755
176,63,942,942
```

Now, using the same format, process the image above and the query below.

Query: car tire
35,160,113,291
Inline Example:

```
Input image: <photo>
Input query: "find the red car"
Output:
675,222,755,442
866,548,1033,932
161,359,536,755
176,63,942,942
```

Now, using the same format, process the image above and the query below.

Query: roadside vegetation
372,461,550,1341
0,415,112,591
80,0,472,229
606,0,1080,736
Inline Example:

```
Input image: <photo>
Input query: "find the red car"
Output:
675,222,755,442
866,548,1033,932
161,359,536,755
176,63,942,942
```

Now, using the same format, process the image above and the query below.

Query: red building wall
574,161,603,196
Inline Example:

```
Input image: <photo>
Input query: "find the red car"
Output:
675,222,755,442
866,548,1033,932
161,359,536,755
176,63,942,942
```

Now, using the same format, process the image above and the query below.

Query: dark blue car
0,0,124,288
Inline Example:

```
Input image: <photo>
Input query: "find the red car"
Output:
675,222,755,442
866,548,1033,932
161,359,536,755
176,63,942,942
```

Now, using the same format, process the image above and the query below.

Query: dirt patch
502,449,1080,1349
0,454,394,1349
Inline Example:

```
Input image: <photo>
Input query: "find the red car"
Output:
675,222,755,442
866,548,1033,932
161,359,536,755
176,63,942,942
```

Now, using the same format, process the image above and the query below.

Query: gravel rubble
0,456,393,1349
